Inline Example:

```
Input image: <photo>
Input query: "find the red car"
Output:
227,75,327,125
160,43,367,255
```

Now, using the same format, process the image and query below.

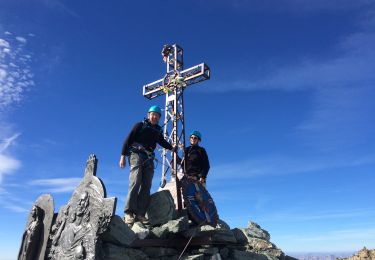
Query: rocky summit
98,189,296,260
18,155,298,260
338,247,375,260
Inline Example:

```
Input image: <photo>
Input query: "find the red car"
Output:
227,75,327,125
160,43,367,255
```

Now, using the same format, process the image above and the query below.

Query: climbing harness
128,143,156,169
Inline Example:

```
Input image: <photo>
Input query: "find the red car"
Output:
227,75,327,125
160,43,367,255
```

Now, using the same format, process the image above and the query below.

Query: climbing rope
177,221,207,260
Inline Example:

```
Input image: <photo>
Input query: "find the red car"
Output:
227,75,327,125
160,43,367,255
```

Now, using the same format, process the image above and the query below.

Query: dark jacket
121,119,173,155
183,145,210,179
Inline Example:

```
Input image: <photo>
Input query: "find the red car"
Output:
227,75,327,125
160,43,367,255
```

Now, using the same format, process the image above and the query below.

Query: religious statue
18,205,44,260
76,191,90,223
44,154,116,260
50,191,92,259
51,205,70,246
58,211,86,259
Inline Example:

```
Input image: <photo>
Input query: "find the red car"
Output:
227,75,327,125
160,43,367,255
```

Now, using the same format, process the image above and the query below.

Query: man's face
78,192,88,206
148,112,160,125
69,212,76,223
190,135,199,146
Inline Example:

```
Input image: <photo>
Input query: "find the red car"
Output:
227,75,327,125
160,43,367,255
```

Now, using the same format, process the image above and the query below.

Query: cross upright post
143,44,210,211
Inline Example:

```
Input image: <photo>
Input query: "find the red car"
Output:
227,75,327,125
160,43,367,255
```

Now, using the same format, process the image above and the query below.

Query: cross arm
143,63,210,100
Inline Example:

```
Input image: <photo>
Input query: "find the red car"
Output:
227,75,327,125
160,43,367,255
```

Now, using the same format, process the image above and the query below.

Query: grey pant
124,152,154,216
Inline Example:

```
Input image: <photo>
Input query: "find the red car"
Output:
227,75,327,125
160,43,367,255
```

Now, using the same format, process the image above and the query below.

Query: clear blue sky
1,0,375,258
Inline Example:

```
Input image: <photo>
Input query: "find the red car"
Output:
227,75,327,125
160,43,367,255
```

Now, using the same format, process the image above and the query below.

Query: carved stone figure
18,194,54,260
51,205,70,246
18,205,44,260
76,191,90,223
48,154,116,260
58,212,88,259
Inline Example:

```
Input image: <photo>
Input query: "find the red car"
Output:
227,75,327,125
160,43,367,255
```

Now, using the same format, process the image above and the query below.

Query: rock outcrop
338,247,375,260
98,190,290,260
18,154,295,260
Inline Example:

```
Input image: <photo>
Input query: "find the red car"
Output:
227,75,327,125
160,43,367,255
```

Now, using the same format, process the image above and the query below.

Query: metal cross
143,44,210,211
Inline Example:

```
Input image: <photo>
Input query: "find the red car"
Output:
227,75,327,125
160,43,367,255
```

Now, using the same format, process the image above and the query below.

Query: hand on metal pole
119,155,126,169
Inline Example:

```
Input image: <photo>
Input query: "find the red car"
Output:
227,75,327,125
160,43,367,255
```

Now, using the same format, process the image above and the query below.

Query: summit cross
143,44,210,211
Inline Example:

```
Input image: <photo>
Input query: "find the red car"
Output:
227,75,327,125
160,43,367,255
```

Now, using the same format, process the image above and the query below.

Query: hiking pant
124,152,154,216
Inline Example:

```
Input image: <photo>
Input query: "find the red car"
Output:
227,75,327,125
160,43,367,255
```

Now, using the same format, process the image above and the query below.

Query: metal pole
173,45,183,211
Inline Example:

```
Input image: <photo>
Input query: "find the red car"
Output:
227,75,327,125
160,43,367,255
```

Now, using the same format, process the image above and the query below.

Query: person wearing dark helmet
182,130,210,186
119,105,176,225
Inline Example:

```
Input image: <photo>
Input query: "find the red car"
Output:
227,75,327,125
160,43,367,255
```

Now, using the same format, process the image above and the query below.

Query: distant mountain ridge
288,252,353,260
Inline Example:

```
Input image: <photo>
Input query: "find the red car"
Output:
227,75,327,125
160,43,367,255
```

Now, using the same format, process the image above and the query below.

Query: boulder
245,237,285,260
263,249,285,260
219,247,229,259
150,225,170,239
100,215,137,246
142,247,178,257
216,219,231,230
146,190,177,226
132,222,150,240
247,237,276,250
243,221,271,241
167,216,189,234
100,243,149,260
182,223,237,244
185,254,205,260
212,229,237,243
150,216,189,239
232,228,249,244
230,249,269,260
192,246,219,255
208,253,222,260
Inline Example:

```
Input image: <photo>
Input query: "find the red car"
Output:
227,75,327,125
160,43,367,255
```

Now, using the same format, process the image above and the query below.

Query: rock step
130,235,240,248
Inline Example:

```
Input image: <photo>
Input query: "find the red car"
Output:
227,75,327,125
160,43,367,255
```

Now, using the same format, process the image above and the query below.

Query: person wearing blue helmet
182,130,210,186
119,105,175,225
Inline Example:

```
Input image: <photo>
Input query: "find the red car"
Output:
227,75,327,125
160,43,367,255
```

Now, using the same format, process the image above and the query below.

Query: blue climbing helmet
190,130,202,141
148,105,162,116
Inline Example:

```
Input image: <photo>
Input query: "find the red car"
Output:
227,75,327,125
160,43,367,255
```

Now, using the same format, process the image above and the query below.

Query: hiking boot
124,213,135,225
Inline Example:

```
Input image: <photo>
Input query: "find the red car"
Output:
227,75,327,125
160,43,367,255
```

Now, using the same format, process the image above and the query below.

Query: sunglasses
190,136,198,140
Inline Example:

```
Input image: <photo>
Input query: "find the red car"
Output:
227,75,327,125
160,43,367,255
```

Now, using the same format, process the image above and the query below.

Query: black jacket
121,119,173,155
183,145,210,179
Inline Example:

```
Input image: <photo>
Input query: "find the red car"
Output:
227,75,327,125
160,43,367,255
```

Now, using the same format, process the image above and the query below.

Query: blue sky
1,0,375,258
